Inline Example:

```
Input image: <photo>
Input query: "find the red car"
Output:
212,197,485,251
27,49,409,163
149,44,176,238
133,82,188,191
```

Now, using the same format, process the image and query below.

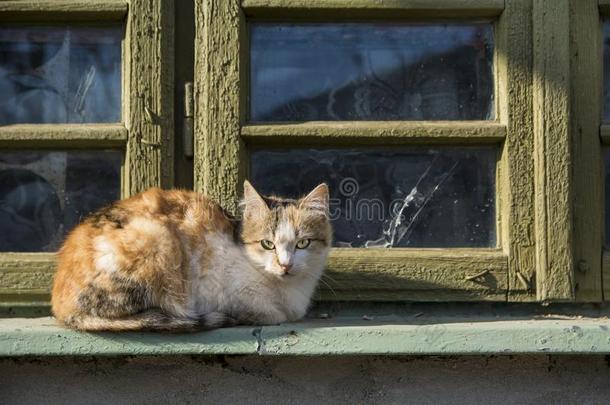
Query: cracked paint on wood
570,0,603,301
533,0,575,300
496,0,536,301
0,0,127,22
124,0,175,195
194,0,246,213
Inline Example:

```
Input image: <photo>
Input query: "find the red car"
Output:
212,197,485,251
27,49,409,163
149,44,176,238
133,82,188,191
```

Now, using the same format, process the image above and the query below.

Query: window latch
183,82,194,158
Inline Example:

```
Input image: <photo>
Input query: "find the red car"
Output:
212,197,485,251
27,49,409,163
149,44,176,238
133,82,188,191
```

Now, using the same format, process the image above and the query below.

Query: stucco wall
2,355,610,404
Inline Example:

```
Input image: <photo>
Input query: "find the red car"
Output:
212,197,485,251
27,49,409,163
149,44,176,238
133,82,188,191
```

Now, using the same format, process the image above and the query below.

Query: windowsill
2,303,610,356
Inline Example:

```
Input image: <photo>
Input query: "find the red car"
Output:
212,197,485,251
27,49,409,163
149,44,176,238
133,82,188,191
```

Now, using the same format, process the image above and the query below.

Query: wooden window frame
2,0,600,310
194,0,568,302
0,0,175,310
599,1,610,301
557,0,610,303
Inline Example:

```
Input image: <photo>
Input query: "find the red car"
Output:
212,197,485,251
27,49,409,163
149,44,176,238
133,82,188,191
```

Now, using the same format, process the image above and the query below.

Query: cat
51,181,332,332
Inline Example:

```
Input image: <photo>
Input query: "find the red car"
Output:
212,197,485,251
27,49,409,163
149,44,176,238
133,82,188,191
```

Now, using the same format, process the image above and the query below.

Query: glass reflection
605,150,610,246
250,148,496,248
250,23,494,122
0,26,122,124
0,151,122,252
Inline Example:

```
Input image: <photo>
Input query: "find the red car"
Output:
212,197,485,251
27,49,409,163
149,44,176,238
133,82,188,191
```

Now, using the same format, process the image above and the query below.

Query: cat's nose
280,264,293,275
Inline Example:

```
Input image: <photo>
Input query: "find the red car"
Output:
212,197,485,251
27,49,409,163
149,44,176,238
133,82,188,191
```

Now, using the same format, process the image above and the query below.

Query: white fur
276,247,293,268
188,233,328,324
94,236,119,273
275,220,295,243
275,219,296,270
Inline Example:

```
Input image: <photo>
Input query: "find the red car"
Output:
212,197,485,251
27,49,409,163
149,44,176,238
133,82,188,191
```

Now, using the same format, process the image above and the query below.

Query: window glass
603,22,610,122
250,148,496,248
0,151,122,252
0,26,122,124
604,149,610,248
250,23,494,122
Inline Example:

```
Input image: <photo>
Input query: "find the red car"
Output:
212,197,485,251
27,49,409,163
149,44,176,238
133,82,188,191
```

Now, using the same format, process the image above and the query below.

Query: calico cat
51,181,332,332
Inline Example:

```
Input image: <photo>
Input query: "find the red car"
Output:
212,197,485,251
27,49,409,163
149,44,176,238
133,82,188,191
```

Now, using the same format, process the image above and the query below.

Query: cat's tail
61,310,233,332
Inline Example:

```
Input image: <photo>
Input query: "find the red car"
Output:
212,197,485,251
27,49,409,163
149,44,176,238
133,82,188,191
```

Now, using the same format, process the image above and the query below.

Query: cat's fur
51,181,332,332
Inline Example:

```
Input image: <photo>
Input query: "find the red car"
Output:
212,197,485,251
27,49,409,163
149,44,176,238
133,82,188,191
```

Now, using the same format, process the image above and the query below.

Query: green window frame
0,0,174,312
600,2,610,301
195,0,551,301
2,0,607,312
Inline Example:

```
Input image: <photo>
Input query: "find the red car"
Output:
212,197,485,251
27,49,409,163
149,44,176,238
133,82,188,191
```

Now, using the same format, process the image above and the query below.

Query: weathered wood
194,0,246,213
0,124,127,149
0,303,50,317
532,0,575,301
241,0,505,19
0,249,507,304
0,0,127,21
318,249,508,301
123,0,175,196
496,0,537,301
570,0,603,301
173,0,196,189
242,122,507,146
0,254,55,303
315,289,505,301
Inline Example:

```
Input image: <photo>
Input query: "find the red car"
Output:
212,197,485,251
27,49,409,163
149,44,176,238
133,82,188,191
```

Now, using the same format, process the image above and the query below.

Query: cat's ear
300,183,329,215
243,180,269,221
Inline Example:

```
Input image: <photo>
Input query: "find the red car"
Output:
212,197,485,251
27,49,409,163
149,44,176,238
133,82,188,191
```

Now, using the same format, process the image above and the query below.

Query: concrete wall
2,355,610,404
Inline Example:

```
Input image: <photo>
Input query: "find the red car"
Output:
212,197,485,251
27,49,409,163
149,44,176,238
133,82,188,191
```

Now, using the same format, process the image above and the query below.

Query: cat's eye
296,239,311,249
260,239,275,250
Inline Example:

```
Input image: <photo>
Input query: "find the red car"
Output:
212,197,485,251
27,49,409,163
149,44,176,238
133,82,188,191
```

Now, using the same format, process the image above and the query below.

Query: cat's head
240,181,332,279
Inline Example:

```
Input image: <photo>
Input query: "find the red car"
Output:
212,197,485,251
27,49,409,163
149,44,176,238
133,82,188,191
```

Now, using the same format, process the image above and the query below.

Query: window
0,0,174,310
2,0,606,311
196,0,537,302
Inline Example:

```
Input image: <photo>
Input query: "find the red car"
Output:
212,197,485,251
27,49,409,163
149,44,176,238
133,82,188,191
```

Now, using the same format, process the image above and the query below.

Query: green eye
261,239,275,250
296,239,311,249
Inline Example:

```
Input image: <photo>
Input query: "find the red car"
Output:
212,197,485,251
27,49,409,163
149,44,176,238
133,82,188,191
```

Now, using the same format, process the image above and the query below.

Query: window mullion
570,1,603,301
123,0,175,196
496,0,537,301
532,0,575,301
194,0,245,213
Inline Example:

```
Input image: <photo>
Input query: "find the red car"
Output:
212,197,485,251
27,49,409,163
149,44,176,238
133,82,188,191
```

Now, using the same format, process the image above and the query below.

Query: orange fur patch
51,188,234,328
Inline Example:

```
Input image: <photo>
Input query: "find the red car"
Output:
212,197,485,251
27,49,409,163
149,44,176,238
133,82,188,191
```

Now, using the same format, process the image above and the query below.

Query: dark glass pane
250,148,496,248
0,26,122,124
604,22,610,122
250,23,494,122
0,151,121,252
605,150,610,246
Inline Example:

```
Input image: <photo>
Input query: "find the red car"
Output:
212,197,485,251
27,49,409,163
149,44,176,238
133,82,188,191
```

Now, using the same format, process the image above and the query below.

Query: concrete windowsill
2,309,610,356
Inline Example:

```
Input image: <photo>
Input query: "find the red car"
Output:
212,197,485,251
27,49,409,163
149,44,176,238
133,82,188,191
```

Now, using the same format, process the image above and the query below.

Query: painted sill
2,311,610,356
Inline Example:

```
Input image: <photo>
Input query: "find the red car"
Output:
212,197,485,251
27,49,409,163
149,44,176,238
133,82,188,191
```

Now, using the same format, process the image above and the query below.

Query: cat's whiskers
299,270,337,298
